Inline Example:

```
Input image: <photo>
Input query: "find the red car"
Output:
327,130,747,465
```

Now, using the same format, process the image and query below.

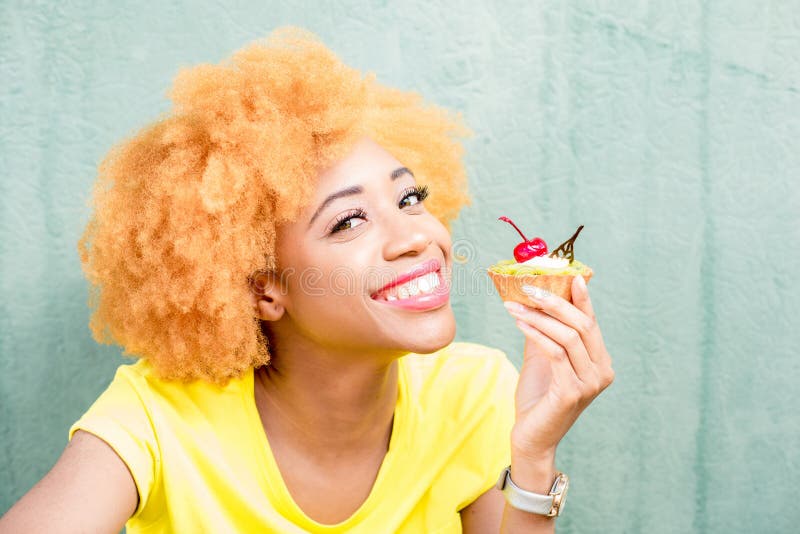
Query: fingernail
503,301,525,313
521,285,551,300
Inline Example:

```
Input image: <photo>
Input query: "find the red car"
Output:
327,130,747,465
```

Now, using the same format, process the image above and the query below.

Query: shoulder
66,359,163,521
94,357,246,407
402,341,519,416
67,358,166,454
67,357,245,446
403,340,518,384
96,358,160,396
68,359,157,428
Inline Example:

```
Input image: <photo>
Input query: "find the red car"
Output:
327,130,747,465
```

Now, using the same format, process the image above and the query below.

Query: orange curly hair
77,27,472,386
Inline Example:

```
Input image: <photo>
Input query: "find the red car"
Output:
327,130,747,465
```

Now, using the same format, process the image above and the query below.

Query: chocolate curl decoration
548,225,584,263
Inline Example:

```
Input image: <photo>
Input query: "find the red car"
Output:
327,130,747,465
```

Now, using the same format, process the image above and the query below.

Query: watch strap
495,466,557,516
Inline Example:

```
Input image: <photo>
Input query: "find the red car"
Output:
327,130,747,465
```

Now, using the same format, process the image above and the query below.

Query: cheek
286,259,374,307
438,224,453,250
429,217,453,256
285,273,381,346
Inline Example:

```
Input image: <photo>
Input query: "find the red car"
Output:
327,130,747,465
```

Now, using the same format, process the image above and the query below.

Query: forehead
314,137,403,193
276,137,409,253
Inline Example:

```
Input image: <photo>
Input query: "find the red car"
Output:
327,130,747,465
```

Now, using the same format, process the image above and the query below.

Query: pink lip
369,258,450,312
371,270,450,312
371,258,442,297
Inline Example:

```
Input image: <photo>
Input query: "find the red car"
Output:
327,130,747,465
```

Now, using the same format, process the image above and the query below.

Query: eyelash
329,185,430,235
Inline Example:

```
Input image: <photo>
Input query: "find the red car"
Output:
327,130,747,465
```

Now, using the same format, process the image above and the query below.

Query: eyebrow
307,166,414,228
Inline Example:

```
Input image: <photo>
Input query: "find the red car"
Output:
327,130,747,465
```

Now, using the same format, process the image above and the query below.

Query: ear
249,270,287,321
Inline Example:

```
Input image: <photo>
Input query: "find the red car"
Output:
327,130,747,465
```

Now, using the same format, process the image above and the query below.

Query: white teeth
421,272,441,291
379,271,442,301
418,276,431,292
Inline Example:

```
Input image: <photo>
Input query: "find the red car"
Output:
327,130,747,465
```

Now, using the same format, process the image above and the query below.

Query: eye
328,185,430,235
399,184,429,208
329,208,367,234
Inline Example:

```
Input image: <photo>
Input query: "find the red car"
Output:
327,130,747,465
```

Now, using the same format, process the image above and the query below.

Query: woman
0,27,613,533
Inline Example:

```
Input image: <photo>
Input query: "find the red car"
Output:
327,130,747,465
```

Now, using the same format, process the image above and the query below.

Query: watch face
557,486,567,515
550,474,567,494
552,475,569,516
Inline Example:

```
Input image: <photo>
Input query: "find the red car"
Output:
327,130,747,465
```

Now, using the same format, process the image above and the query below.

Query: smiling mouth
371,269,444,302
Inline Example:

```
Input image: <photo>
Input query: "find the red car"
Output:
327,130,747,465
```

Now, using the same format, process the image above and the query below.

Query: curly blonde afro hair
77,26,472,386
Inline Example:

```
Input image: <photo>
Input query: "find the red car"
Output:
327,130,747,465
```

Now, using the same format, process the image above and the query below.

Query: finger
514,319,581,396
570,275,595,321
507,305,598,388
520,282,605,364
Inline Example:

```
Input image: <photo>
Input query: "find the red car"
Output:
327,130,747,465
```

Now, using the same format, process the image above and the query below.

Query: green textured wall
2,2,798,532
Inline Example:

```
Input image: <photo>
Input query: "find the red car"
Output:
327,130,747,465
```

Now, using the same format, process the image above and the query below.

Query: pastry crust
487,267,593,304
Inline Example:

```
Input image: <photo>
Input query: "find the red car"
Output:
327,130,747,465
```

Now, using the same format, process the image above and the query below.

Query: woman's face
254,137,456,360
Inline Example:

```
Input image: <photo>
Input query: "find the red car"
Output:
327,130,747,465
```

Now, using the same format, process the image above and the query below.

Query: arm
0,430,139,533
461,457,557,534
464,275,615,533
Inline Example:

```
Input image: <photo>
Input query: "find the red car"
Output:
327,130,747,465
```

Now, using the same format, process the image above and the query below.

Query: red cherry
498,216,549,262
513,237,548,262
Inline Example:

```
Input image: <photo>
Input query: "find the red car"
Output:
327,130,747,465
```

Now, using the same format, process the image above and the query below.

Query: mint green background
2,2,798,533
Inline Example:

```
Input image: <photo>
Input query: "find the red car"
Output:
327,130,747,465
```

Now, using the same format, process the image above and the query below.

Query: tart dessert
487,218,593,304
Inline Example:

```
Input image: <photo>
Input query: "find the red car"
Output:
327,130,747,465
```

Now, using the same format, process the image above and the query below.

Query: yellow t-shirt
68,341,519,533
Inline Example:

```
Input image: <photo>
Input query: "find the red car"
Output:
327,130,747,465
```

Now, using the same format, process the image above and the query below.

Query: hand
503,275,615,461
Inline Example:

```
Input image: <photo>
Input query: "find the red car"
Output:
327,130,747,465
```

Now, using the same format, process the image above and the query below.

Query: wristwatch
495,466,569,517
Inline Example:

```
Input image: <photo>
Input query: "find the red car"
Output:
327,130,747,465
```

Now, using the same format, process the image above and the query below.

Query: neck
255,334,404,460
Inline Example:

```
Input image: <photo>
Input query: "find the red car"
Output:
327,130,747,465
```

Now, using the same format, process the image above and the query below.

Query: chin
402,310,457,354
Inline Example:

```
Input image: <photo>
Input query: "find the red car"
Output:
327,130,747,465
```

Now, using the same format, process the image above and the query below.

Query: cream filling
375,271,441,301
518,255,570,269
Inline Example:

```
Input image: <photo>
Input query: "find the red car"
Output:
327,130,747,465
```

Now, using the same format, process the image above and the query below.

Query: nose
381,213,433,260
